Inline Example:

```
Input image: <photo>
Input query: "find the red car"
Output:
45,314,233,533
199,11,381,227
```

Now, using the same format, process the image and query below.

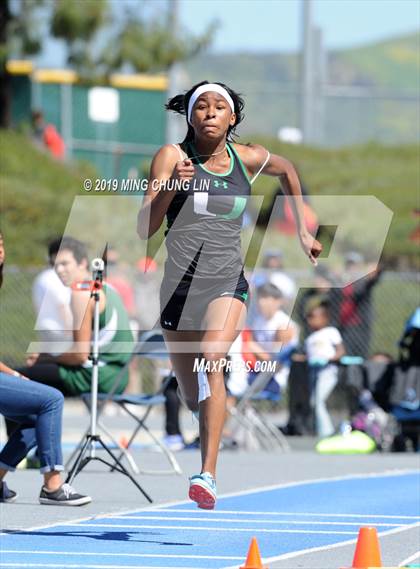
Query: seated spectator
228,283,299,400
19,237,134,396
297,303,345,437
0,231,90,506
251,250,297,301
32,239,73,356
247,283,299,392
0,369,91,506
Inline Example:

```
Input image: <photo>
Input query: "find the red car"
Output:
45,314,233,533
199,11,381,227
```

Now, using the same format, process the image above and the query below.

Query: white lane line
106,515,404,527
222,521,420,569
207,468,420,502
153,508,420,520
399,550,420,566
0,565,201,569
3,468,417,534
0,551,243,561
64,523,357,535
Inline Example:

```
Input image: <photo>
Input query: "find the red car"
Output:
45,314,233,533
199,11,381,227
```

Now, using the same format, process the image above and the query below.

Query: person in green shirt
19,237,134,396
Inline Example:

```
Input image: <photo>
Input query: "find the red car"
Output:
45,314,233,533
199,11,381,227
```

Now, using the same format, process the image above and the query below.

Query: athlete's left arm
241,144,322,265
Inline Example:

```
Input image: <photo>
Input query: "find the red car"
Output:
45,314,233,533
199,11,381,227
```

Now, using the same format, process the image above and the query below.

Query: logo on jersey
213,180,228,189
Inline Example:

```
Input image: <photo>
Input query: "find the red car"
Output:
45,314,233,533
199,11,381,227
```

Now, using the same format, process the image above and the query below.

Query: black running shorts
160,272,250,331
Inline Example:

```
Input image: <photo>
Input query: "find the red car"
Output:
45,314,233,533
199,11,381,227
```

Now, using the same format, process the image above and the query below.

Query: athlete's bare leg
161,329,203,412
199,297,247,477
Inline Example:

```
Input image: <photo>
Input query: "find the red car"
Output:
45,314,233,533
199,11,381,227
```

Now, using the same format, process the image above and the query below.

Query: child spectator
304,303,345,437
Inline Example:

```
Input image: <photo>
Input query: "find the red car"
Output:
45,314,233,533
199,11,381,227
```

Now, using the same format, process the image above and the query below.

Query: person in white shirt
304,303,345,437
32,246,73,356
247,251,297,318
228,283,299,398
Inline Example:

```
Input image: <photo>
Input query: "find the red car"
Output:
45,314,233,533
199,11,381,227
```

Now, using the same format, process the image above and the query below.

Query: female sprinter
137,81,322,509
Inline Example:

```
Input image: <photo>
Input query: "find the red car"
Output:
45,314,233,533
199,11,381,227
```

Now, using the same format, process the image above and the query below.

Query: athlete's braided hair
166,80,245,143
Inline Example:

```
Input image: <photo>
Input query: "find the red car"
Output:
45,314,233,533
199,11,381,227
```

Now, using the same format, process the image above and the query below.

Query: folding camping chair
66,330,182,476
229,365,290,452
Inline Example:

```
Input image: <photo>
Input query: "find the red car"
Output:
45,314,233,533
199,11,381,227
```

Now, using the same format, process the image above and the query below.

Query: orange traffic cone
341,527,382,568
240,537,268,569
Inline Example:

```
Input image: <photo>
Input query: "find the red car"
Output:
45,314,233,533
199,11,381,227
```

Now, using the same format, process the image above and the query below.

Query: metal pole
300,0,313,143
89,289,100,456
166,0,185,144
61,82,73,159
89,258,104,457
312,25,325,145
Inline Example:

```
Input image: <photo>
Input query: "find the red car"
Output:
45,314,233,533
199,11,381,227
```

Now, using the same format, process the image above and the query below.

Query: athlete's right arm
137,145,194,239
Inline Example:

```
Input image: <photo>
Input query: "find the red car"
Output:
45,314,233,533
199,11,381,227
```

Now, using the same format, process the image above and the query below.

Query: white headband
187,84,235,124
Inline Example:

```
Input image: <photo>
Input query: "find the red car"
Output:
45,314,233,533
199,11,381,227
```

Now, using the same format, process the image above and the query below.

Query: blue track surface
1,471,419,569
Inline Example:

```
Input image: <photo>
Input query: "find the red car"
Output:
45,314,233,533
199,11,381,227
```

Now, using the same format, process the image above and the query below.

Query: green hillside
330,31,420,89
0,130,418,363
248,136,419,268
1,130,418,267
186,31,419,91
0,130,96,264
184,31,420,143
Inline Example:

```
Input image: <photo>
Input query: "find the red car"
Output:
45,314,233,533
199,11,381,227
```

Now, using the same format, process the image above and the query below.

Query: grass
248,137,419,268
0,129,418,364
0,269,36,366
0,129,97,265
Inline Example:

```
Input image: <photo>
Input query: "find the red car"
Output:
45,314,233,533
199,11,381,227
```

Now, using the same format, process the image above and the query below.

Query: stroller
316,361,398,455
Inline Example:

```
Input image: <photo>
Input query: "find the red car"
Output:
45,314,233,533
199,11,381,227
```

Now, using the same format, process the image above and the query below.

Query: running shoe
189,472,216,510
0,481,17,503
39,483,91,506
184,436,200,450
163,434,185,451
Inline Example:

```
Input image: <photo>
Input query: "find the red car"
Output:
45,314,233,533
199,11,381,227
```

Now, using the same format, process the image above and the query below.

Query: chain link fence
181,76,419,146
1,267,418,368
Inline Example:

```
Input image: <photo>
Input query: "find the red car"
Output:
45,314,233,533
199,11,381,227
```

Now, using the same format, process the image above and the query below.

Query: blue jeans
0,373,64,474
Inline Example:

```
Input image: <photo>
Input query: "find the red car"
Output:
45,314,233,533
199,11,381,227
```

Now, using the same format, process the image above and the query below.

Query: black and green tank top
163,142,252,282
58,283,134,395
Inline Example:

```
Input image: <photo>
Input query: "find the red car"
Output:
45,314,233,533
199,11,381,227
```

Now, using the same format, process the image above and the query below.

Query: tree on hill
51,0,215,79
0,0,45,127
1,0,214,126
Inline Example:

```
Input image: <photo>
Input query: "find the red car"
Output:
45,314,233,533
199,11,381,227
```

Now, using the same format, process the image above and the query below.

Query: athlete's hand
172,159,195,182
299,231,323,266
